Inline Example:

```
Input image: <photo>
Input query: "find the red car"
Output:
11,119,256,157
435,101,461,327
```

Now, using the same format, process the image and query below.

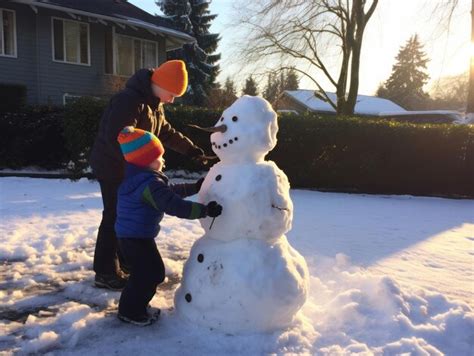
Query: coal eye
220,117,224,122
232,116,238,122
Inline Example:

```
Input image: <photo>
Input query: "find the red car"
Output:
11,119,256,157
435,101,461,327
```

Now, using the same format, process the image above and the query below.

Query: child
115,126,222,326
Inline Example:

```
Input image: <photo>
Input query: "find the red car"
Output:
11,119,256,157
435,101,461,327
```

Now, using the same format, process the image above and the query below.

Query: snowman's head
210,96,278,163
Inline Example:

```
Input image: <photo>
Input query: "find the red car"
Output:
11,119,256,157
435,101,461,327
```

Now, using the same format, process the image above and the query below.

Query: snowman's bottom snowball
174,236,309,333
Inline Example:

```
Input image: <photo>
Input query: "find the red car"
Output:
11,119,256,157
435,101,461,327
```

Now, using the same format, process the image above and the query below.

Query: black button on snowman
175,96,309,333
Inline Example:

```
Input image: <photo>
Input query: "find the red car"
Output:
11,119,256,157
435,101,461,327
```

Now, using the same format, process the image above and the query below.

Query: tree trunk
467,1,474,116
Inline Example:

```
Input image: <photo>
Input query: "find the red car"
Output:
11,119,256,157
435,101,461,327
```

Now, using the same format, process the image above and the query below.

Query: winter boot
94,273,128,291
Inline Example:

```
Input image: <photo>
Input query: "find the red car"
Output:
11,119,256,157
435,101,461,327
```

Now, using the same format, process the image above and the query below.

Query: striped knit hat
117,126,164,167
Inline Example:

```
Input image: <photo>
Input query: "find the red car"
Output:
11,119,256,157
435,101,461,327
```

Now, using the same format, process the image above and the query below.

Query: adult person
89,60,206,290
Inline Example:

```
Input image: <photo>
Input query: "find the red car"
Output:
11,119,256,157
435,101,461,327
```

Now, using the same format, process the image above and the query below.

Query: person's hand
195,178,204,191
188,146,208,166
206,201,222,218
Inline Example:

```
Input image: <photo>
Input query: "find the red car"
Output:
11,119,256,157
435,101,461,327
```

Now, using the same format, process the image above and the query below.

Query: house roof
13,0,194,49
284,90,406,116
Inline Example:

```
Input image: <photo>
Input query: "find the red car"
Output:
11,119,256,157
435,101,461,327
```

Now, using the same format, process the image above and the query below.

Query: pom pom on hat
117,126,164,167
151,60,188,97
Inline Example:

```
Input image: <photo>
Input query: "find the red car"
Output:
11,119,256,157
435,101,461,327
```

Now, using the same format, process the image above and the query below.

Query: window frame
0,8,18,58
112,30,158,77
51,16,90,66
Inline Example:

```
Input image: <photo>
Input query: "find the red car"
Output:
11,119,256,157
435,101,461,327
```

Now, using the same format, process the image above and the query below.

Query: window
52,18,89,65
0,9,17,57
114,33,157,76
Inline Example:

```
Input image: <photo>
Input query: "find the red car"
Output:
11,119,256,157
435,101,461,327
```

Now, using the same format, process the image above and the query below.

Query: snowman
174,95,309,333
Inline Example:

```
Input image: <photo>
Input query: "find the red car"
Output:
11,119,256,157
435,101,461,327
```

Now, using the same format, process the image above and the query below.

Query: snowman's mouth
212,136,239,150
188,124,227,133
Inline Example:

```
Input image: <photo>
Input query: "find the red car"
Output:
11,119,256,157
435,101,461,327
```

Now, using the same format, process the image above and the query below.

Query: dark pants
118,238,166,318
93,179,126,276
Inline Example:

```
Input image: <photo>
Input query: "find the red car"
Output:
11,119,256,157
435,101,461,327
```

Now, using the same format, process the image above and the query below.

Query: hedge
0,83,27,113
0,98,473,197
0,106,70,169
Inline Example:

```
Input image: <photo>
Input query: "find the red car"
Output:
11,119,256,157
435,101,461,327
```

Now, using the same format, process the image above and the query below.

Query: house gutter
12,0,195,46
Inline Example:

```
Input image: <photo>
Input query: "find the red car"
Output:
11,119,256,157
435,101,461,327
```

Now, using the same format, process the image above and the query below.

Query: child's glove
206,201,222,217
195,178,205,191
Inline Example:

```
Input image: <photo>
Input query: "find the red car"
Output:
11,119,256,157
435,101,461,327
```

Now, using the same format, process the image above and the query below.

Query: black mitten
206,201,222,217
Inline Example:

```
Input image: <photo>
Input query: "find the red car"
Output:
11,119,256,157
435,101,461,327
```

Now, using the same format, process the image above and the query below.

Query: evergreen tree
242,76,259,96
262,68,299,103
283,67,299,91
377,34,430,109
157,0,220,106
223,77,237,98
263,73,280,103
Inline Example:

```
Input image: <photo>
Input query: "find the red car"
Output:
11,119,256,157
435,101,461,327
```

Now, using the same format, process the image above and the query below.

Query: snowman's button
197,254,204,263
234,137,238,141
223,143,227,147
185,293,192,302
232,116,238,122
229,139,233,144
218,145,221,149
215,175,222,181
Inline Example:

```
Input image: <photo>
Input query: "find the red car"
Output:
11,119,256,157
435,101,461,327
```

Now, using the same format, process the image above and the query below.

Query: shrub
0,106,70,169
0,83,27,113
62,97,107,173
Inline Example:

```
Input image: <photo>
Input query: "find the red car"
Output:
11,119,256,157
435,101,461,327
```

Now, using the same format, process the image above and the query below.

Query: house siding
0,2,39,104
0,2,168,106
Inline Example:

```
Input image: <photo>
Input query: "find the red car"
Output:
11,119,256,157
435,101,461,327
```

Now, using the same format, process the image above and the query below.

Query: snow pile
305,254,473,354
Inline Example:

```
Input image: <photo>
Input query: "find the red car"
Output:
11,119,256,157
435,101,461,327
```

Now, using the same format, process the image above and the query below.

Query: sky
129,0,471,95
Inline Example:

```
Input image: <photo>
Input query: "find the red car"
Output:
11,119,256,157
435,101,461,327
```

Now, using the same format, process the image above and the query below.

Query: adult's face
151,84,176,104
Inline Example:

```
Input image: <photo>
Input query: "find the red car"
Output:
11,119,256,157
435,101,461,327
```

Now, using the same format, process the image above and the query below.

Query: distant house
275,90,405,116
0,0,194,105
275,90,464,123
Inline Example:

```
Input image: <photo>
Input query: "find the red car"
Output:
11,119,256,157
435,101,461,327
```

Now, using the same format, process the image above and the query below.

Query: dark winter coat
89,69,199,181
115,163,207,239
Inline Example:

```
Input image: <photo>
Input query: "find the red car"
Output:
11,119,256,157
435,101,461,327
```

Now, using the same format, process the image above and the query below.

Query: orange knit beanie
151,60,188,97
117,126,164,167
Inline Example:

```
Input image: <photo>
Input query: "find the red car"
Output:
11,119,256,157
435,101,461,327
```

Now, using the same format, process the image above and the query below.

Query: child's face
149,156,165,171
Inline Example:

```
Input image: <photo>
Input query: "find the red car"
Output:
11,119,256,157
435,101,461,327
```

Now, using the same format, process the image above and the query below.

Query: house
275,90,406,116
0,0,194,106
275,90,464,123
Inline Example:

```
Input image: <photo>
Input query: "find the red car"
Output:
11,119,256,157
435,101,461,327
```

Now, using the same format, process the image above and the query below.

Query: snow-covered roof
284,90,406,115
13,0,195,50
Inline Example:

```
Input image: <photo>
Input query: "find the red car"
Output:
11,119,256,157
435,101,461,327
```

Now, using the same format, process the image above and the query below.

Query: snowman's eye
220,117,224,122
232,116,238,122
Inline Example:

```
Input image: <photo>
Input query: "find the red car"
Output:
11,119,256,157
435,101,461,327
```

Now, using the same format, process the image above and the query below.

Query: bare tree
237,0,378,115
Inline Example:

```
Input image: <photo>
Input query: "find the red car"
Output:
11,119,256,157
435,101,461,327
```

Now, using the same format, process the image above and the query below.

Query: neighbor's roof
13,0,195,49
284,90,406,115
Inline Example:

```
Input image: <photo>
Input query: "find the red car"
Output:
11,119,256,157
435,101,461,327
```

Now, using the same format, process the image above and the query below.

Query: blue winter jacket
115,163,207,238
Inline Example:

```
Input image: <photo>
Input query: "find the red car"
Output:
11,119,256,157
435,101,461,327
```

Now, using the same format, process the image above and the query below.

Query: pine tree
263,73,280,103
262,68,299,103
157,0,220,106
223,77,237,98
283,68,299,91
242,76,259,96
378,34,430,109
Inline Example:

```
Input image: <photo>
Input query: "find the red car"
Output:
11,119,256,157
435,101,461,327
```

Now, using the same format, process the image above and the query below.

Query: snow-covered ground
0,177,473,355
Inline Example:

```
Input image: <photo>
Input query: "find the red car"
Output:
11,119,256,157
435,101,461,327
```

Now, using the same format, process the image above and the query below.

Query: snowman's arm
142,179,207,219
